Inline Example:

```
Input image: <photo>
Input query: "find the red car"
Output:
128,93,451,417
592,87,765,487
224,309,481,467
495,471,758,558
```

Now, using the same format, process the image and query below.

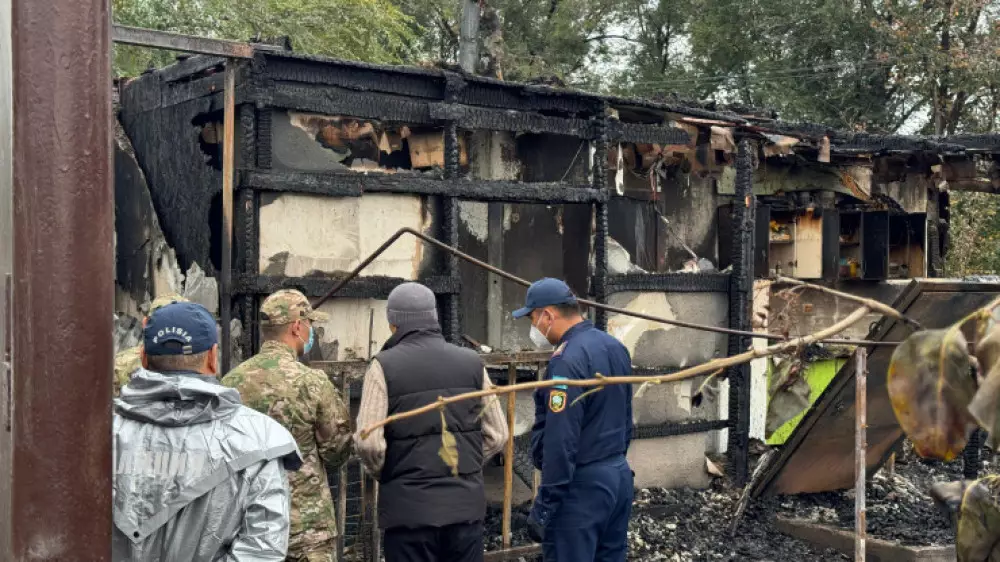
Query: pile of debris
484,451,980,560
775,455,976,547
484,482,847,561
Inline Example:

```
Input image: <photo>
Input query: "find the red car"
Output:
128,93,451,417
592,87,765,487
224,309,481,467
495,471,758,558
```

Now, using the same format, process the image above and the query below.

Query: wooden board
775,518,956,562
752,280,1000,497
793,212,823,279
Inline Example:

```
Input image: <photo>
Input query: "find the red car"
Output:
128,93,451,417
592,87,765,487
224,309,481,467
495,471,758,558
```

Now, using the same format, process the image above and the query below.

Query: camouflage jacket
221,341,352,555
113,345,143,398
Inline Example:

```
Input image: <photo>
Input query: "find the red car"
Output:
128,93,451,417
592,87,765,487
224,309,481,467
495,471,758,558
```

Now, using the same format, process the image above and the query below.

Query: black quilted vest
375,324,485,529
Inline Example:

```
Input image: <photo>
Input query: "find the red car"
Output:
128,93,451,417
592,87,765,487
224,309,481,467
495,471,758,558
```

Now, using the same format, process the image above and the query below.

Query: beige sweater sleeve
353,359,388,478
353,362,510,476
480,368,510,461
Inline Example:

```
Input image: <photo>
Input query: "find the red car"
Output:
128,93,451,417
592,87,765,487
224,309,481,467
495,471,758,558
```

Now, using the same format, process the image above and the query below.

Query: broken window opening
192,112,224,171
275,110,473,176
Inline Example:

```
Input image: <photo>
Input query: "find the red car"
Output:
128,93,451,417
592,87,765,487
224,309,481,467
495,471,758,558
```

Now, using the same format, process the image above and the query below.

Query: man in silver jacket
113,302,304,561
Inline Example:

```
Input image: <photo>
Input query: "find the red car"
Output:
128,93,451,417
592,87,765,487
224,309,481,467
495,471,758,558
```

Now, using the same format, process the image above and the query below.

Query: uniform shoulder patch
552,342,567,357
548,390,567,413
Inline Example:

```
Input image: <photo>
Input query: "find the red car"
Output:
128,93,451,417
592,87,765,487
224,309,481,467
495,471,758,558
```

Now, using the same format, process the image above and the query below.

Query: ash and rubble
775,453,980,547
483,447,982,560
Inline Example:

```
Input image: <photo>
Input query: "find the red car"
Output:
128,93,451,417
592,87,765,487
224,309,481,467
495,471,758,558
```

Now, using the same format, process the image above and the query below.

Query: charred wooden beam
264,83,599,138
269,83,434,124
241,170,609,203
602,273,731,294
607,121,689,145
428,102,595,137
112,24,277,58
262,56,446,100
632,419,730,439
240,274,460,299
259,53,599,115
158,55,226,84
943,133,1000,151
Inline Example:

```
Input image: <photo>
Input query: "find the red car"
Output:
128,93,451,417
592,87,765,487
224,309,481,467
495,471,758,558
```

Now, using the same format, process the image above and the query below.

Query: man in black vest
354,282,509,562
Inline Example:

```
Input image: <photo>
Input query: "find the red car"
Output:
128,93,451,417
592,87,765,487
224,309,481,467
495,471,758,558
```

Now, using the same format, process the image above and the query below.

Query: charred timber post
237,104,257,360
593,104,610,330
443,122,461,342
727,139,755,486
7,0,114,557
855,349,867,562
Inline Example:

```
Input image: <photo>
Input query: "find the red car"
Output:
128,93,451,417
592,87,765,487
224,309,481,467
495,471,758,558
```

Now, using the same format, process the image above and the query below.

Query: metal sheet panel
753,280,1000,497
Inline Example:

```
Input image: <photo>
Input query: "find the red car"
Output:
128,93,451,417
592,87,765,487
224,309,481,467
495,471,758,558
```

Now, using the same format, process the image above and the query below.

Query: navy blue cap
512,278,577,319
144,302,218,356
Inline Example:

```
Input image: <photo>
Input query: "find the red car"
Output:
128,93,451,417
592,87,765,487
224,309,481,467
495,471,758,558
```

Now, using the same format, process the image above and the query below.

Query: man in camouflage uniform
113,293,189,397
221,289,352,562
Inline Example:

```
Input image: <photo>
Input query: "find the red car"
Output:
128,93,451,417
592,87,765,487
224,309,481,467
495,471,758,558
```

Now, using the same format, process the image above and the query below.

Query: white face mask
529,314,553,350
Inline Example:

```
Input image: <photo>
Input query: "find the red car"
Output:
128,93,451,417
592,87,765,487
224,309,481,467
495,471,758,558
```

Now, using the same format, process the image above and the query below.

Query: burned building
112,39,1000,555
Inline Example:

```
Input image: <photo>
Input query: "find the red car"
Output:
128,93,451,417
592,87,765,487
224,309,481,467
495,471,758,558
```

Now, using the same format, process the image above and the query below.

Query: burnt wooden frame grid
138,46,755,557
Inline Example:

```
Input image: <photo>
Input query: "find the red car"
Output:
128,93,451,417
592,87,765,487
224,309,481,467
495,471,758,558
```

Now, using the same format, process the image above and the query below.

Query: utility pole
458,0,480,72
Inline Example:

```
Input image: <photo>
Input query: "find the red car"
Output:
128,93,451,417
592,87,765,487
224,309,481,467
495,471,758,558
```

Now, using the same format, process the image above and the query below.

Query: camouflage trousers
286,540,337,562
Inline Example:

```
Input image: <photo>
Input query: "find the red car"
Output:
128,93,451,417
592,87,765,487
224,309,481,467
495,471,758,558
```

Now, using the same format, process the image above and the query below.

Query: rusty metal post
502,362,517,549
4,0,114,557
855,349,867,561
220,60,236,373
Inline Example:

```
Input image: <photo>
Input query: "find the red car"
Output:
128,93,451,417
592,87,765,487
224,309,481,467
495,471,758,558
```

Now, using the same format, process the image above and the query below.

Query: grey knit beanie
386,282,438,328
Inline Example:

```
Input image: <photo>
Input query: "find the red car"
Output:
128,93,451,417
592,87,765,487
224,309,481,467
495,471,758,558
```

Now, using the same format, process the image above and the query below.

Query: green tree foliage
394,0,630,84
612,0,1000,133
113,0,418,77
945,191,1000,275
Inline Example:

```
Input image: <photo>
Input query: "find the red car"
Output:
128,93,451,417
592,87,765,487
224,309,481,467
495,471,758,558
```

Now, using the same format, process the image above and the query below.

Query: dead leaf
706,457,725,478
888,329,977,461
971,321,1000,449
957,475,1000,562
438,409,459,477
765,357,811,438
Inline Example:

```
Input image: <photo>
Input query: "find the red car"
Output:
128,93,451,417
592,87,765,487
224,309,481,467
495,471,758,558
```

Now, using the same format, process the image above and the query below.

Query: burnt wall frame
160,56,701,369
240,171,609,203
726,139,756,486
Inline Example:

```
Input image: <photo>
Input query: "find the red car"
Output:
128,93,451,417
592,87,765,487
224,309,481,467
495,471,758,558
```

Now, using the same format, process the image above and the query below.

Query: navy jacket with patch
529,320,633,527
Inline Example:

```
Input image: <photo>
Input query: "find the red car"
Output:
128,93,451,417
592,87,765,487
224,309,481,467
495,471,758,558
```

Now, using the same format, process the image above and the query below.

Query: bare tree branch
776,276,923,330
358,306,872,439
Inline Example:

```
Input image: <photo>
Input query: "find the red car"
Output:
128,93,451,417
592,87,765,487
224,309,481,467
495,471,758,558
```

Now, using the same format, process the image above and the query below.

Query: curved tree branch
358,306,872,439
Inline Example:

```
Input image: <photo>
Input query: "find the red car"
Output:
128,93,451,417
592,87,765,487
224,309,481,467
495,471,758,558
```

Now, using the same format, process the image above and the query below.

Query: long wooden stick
533,361,544,499
855,349,868,561
502,363,515,550
359,306,870,439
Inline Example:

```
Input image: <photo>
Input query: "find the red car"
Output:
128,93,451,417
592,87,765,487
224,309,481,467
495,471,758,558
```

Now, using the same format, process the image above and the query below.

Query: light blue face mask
300,324,315,356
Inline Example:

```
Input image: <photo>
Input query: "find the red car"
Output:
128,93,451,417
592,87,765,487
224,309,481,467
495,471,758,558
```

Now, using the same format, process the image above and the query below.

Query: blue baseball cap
144,302,218,356
512,278,578,319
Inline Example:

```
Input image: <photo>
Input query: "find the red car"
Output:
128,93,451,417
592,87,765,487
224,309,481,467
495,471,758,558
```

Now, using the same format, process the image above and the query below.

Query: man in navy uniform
512,278,634,562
